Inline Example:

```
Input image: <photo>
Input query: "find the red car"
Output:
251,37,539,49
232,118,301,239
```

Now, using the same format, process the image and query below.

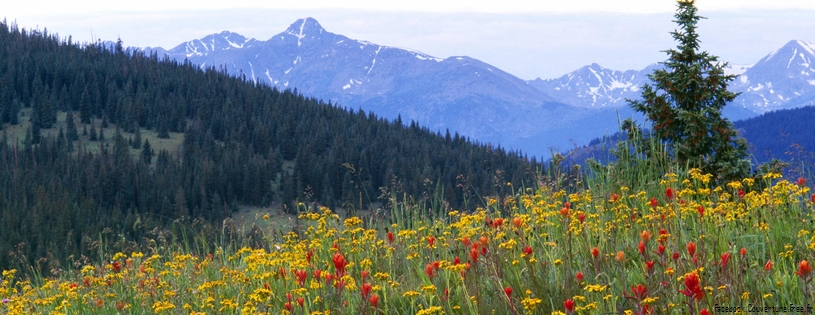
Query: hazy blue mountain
529,40,815,121
145,18,623,157
144,18,812,158
730,40,815,112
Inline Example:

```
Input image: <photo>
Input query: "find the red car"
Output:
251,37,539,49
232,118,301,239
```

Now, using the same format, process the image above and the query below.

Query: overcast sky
5,1,815,79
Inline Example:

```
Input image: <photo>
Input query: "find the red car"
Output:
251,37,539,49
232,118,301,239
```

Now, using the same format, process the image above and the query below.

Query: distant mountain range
527,40,815,118
143,18,815,158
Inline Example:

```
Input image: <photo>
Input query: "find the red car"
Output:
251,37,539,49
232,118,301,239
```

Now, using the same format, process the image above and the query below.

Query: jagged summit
284,18,326,46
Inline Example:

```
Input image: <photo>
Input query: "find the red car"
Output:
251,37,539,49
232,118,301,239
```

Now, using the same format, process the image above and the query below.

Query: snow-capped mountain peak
284,17,326,47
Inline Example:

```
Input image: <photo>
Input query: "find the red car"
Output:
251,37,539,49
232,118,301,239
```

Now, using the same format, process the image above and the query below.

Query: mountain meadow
2,4,815,315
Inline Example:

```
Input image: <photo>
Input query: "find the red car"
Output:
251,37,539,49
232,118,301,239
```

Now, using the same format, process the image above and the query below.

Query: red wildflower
686,241,696,257
306,249,313,263
611,193,619,202
470,248,479,263
720,252,731,268
578,213,586,224
96,299,103,308
112,261,121,272
645,261,655,273
679,273,704,300
493,218,503,228
564,201,571,209
295,269,308,286
512,217,522,228
739,248,747,257
672,251,680,261
665,187,674,200
286,293,292,302
764,260,773,271
504,286,513,298
576,271,584,282
332,253,347,276
387,231,394,244
369,294,379,308
650,197,658,209
798,177,807,187
559,207,569,217
297,297,304,307
697,206,704,217
427,235,436,247
640,230,653,243
461,237,471,247
522,246,533,256
285,302,292,311
738,189,745,199
454,256,461,265
480,235,489,246
564,299,575,314
638,241,646,256
627,284,647,301
313,269,322,280
656,245,666,256
591,247,599,259
361,270,369,280
361,282,373,298
796,260,813,279
424,263,436,279
700,309,711,315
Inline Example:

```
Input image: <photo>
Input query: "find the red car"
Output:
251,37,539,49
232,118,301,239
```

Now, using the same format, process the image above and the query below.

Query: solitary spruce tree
628,0,750,180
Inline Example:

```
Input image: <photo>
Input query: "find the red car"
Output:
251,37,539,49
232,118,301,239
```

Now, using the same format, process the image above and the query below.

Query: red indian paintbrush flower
665,187,674,200
798,177,807,186
332,253,347,276
796,260,813,279
576,271,584,282
656,245,666,256
628,284,647,301
297,297,304,307
686,241,696,257
504,286,513,298
640,230,653,243
427,235,436,247
564,299,575,314
512,217,522,228
697,206,704,217
700,309,711,315
424,263,436,279
764,260,773,271
369,294,379,308
361,282,372,298
577,213,586,224
679,273,704,300
559,207,569,217
638,241,646,256
522,246,533,256
387,231,394,244
720,252,731,268
650,197,658,209
591,247,599,259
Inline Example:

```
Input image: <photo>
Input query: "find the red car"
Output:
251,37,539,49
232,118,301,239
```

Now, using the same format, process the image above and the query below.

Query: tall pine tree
627,0,749,181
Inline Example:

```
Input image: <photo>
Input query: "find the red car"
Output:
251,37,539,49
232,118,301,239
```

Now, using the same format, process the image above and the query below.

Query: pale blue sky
5,1,815,79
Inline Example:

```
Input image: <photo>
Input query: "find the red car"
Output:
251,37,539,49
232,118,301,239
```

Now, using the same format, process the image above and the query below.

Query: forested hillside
0,21,540,270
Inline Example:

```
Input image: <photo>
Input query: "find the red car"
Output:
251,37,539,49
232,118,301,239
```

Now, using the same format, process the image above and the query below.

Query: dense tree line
0,20,540,270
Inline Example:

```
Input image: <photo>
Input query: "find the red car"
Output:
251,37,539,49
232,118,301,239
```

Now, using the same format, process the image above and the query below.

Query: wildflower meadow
2,167,814,314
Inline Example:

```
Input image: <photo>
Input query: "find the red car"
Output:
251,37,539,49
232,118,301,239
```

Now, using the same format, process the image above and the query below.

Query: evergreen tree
627,0,749,181
89,123,98,141
66,110,79,141
142,138,154,165
133,125,142,149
